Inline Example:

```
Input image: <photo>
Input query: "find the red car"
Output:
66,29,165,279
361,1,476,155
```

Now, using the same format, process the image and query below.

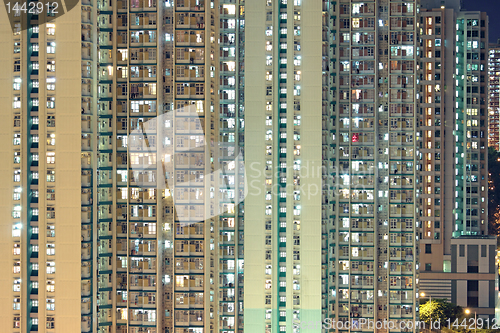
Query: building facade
0,5,84,333
322,0,419,331
1,0,428,333
418,0,496,321
488,42,500,151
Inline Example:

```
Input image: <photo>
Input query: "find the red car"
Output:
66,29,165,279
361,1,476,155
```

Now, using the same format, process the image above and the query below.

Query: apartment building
489,41,500,150
1,0,426,332
418,0,496,320
244,0,323,332
322,0,419,331
0,6,83,333
0,0,245,332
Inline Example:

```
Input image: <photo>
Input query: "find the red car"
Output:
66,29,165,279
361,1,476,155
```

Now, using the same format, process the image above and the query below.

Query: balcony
81,136,91,151
98,223,113,238
81,190,92,206
175,33,205,47
82,46,92,60
81,262,91,279
98,191,112,203
81,209,91,223
130,33,157,47
81,317,91,332
81,117,91,133
175,260,204,274
130,241,157,256
129,276,156,290
82,226,91,242
176,0,205,12
130,171,157,186
129,259,156,273
130,0,157,11
81,244,91,260
129,208,156,221
81,300,91,315
81,171,92,187
82,280,91,297
176,15,205,29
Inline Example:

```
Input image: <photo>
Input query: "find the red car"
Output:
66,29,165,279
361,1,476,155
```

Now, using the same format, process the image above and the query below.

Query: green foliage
419,299,463,325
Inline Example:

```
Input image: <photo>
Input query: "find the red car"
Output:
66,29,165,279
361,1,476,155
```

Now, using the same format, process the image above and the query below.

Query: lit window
46,42,55,54
46,152,55,164
46,24,55,35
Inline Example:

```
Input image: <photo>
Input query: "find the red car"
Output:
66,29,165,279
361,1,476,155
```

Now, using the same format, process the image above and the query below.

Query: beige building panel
297,0,322,318
0,8,18,333
52,9,83,332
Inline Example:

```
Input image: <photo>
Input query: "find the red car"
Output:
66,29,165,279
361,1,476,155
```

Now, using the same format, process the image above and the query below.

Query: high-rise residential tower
322,0,419,331
244,1,323,332
418,0,497,320
0,0,247,332
0,5,85,333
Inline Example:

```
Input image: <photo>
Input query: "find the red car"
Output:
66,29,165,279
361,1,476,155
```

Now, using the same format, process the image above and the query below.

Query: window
13,97,21,109
47,170,56,182
47,42,55,53
459,244,465,257
46,316,55,329
46,77,55,90
47,97,55,108
46,153,55,164
481,245,487,257
13,134,21,145
46,24,55,35
425,244,431,253
13,316,20,328
425,263,431,271
47,61,55,72
46,280,55,292
467,265,478,273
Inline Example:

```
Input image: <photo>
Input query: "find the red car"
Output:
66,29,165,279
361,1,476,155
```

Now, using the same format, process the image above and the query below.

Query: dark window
468,296,478,308
468,280,479,291
459,244,465,257
425,263,432,271
481,245,487,257
467,265,478,273
425,244,432,253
